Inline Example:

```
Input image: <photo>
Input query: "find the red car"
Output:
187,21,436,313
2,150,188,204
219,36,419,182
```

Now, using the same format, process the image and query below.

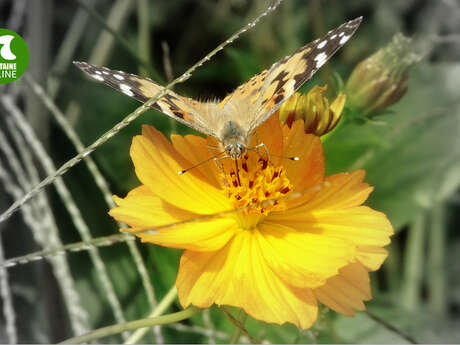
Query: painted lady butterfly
74,17,361,161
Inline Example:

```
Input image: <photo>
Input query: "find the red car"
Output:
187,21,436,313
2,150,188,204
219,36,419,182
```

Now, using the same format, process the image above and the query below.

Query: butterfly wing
73,61,217,136
223,17,362,134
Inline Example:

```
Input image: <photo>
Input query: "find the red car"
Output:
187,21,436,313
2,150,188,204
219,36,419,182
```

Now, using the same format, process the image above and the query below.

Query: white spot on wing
317,40,327,49
339,35,351,45
91,74,104,81
330,34,337,40
339,31,345,37
314,52,328,68
114,74,124,80
120,84,134,96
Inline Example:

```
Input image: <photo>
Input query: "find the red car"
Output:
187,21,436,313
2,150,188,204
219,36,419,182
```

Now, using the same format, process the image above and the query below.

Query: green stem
229,310,247,344
365,310,418,344
124,286,178,344
60,305,200,344
427,203,447,316
401,211,426,312
221,307,258,344
137,0,151,77
74,0,161,81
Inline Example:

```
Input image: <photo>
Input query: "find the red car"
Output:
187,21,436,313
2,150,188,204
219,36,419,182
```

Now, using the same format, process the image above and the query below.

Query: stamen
219,151,292,228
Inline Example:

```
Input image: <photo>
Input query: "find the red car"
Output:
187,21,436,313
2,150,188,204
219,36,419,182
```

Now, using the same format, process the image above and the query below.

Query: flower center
219,153,292,229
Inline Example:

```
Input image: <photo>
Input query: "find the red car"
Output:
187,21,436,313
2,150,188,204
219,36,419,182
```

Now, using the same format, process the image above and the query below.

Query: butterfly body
74,17,362,161
219,120,247,158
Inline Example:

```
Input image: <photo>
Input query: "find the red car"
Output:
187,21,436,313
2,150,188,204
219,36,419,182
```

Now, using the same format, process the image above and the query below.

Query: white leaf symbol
0,35,17,61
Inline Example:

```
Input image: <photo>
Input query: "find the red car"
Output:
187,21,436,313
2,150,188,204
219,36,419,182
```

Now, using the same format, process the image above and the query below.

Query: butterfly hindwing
73,61,215,135
225,17,362,133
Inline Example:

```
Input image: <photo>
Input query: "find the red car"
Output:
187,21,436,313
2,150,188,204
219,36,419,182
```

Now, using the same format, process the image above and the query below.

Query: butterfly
74,17,361,163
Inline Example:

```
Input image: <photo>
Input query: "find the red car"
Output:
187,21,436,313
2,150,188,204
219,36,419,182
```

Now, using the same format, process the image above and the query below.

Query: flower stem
221,307,258,344
124,286,178,344
365,310,418,344
401,211,426,312
60,305,200,344
229,310,247,344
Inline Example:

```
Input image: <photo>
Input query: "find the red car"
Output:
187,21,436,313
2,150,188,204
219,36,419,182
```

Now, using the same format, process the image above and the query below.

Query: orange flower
109,114,393,329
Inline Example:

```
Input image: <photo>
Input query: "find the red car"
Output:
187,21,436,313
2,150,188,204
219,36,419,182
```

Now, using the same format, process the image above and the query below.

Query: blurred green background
0,0,460,343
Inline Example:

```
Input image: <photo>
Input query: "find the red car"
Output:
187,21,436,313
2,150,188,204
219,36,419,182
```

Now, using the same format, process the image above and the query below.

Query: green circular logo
0,28,29,84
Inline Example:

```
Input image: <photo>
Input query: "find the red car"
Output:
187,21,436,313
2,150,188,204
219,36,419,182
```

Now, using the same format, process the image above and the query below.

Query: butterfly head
224,141,246,159
220,120,248,159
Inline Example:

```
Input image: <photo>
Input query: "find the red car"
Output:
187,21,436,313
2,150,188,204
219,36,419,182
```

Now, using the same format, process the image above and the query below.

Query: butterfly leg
249,131,272,163
213,155,227,175
249,142,271,164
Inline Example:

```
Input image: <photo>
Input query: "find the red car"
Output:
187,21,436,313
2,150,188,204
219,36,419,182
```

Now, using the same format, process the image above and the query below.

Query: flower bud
278,85,346,136
345,33,421,117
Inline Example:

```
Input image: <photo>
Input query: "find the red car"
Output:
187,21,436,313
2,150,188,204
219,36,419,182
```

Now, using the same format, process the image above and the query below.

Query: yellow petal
177,230,318,329
301,171,373,211
281,121,325,193
251,114,284,166
356,246,389,271
276,206,392,246
255,221,355,288
131,125,227,214
330,93,346,120
270,171,393,269
170,134,221,189
313,262,371,316
110,192,237,251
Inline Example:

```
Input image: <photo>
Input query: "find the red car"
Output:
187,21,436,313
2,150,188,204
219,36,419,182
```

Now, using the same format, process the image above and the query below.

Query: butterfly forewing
227,17,362,133
73,61,216,135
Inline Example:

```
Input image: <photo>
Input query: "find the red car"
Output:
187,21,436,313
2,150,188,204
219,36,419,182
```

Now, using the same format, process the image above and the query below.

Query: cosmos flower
109,114,393,329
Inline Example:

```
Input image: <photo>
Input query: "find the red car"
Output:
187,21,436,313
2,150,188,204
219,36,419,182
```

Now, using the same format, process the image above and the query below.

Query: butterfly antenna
271,154,300,161
178,152,225,175
247,145,299,162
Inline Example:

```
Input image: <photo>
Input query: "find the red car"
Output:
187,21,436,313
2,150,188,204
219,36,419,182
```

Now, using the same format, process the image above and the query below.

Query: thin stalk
0,0,285,224
23,74,157,315
161,40,177,133
201,308,216,344
66,0,138,125
401,211,426,312
2,97,129,338
0,227,17,343
137,0,152,77
221,307,258,344
61,306,201,344
310,0,333,89
2,121,90,335
427,203,447,316
124,286,177,344
48,4,90,98
167,323,229,341
383,240,402,295
229,310,247,344
74,0,158,80
2,181,327,269
365,310,418,344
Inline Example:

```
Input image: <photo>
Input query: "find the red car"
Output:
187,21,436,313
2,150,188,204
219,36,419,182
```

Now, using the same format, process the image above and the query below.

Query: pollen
220,153,292,229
